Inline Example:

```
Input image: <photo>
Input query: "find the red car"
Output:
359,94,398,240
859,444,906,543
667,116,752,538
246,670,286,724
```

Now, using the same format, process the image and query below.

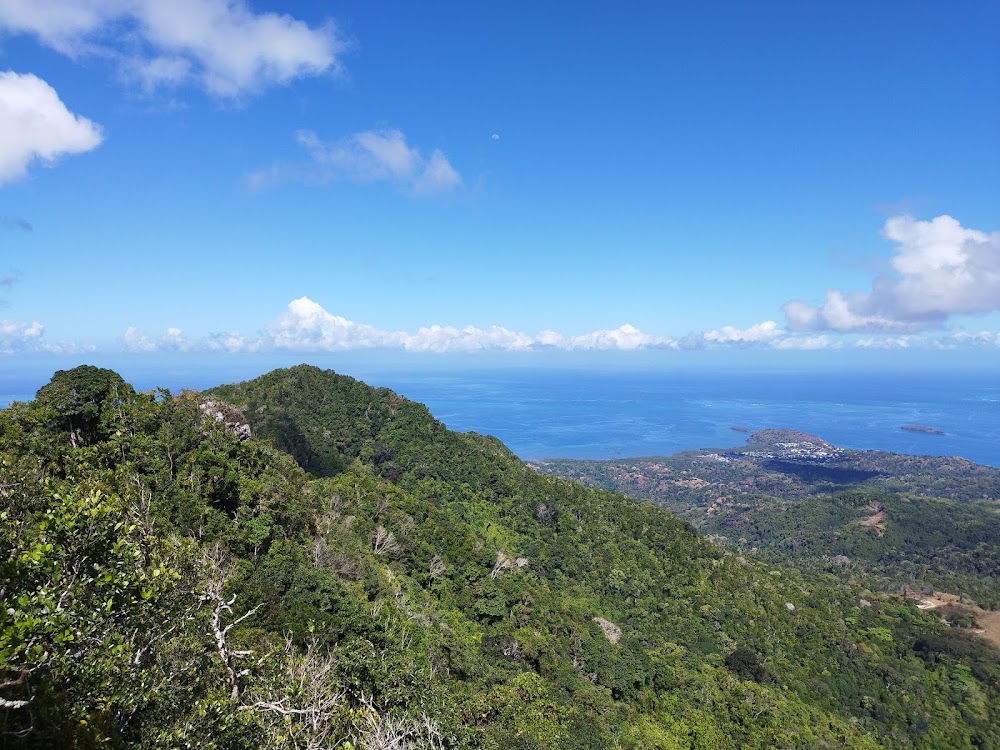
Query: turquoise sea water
3,368,998,467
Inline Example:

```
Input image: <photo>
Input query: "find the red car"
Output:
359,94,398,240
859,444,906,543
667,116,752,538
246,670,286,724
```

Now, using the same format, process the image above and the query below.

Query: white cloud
784,215,1000,333
123,325,196,352
400,324,535,353
205,331,262,353
0,71,103,185
117,299,1000,356
412,150,462,196
0,318,43,353
0,1,119,53
162,326,189,350
853,331,1000,350
951,331,1000,347
0,0,343,96
248,129,462,196
703,320,781,344
0,318,92,354
566,324,676,351
268,297,389,350
854,335,916,350
770,334,838,350
123,298,674,354
682,320,841,350
122,325,156,352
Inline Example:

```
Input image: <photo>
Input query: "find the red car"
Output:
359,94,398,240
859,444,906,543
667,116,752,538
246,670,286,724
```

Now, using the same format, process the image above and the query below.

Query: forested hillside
538,438,1000,610
2,364,999,749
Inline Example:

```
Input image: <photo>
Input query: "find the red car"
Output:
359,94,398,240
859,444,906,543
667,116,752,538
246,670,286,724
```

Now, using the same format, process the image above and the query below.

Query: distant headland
901,424,946,435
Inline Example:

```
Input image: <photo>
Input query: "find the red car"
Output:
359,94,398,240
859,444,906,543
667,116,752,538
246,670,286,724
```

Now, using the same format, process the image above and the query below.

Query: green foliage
33,364,137,448
2,364,999,748
542,451,1000,608
0,483,186,745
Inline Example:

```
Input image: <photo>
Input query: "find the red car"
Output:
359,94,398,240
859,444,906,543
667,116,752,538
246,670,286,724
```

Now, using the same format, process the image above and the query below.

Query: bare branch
429,555,446,580
491,550,514,579
372,525,400,557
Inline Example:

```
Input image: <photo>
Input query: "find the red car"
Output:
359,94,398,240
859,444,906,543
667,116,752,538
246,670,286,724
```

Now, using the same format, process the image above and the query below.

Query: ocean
3,368,998,467
372,369,1000,467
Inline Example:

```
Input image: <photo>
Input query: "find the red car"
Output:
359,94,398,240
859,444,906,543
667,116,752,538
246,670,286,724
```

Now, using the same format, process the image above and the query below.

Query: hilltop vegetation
2,364,1000,748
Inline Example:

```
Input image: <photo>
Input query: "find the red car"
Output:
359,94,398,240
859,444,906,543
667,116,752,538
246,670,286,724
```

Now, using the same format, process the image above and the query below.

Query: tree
0,484,182,743
34,365,135,447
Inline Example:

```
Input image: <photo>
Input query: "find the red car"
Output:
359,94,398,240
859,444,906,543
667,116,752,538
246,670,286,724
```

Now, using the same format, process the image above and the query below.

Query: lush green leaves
2,365,999,748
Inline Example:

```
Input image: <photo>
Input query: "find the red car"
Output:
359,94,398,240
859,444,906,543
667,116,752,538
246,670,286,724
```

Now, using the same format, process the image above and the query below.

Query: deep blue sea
372,369,1000,467
3,368,998,467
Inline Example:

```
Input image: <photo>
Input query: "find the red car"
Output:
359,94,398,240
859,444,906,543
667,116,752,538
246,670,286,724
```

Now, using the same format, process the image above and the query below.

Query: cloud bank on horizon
113,214,1000,355
118,297,679,355
2,213,999,357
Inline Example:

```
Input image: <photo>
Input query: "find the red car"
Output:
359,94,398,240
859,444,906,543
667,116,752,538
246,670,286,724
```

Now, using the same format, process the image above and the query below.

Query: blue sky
1,1,999,375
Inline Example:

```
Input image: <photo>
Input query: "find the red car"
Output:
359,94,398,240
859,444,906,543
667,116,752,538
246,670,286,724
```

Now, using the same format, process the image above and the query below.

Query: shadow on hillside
761,459,881,486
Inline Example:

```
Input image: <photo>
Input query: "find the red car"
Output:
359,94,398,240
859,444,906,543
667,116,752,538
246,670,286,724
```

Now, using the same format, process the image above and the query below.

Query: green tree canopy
34,365,136,447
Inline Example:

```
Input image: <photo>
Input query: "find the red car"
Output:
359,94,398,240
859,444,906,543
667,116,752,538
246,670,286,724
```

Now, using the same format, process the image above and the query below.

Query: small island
730,425,751,433
747,428,834,448
901,424,946,435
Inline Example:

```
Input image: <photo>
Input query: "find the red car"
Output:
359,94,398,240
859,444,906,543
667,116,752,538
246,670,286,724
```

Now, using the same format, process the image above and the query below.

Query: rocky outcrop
200,400,252,441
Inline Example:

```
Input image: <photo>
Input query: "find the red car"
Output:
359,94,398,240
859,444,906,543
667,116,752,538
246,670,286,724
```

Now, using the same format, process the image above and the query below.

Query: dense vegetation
703,490,1000,608
539,442,1000,608
3,364,1000,748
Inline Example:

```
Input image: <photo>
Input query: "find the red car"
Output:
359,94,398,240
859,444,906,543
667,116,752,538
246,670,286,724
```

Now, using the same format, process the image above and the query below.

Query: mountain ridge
2,364,999,748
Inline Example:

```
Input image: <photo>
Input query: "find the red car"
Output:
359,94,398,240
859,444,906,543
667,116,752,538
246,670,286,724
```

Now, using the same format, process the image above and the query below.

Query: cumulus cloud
682,320,805,349
270,299,675,352
564,324,675,351
114,295,1000,357
205,331,263,353
398,324,536,353
268,297,389,350
0,0,343,96
784,215,1000,333
0,318,88,354
122,324,261,353
120,298,679,354
248,129,462,196
161,326,189,350
703,320,781,344
122,325,156,353
267,298,539,353
0,71,103,185
0,318,43,353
